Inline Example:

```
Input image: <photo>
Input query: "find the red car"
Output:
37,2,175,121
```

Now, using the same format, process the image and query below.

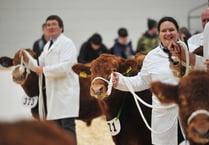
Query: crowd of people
23,4,209,145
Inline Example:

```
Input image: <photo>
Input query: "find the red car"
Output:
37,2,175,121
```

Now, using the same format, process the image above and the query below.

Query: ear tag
79,71,87,78
125,66,132,74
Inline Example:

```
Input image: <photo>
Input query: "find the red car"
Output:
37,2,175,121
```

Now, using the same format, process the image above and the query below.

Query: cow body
73,53,152,145
0,49,102,126
151,70,209,145
0,120,75,145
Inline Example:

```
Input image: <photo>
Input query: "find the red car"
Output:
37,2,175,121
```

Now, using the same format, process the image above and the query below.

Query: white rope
91,74,178,134
176,40,190,76
122,76,178,134
18,54,31,80
91,75,113,96
19,55,25,74
187,109,209,125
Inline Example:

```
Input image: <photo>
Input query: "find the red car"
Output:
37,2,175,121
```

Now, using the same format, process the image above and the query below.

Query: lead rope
19,55,30,78
92,74,178,134
176,40,190,76
122,76,178,134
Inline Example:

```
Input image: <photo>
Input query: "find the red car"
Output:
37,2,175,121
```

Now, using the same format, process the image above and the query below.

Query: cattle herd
0,48,208,145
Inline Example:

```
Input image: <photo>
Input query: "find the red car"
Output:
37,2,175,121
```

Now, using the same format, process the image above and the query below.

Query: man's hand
36,66,43,75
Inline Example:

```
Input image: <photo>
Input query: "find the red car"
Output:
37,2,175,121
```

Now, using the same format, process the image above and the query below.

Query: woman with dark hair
112,16,185,145
78,33,109,63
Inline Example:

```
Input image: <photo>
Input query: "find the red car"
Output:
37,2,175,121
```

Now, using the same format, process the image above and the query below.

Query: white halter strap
176,40,190,76
17,54,30,79
91,73,113,96
187,109,209,125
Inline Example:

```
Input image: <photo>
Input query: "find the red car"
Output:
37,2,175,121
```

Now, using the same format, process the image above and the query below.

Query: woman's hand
168,40,186,62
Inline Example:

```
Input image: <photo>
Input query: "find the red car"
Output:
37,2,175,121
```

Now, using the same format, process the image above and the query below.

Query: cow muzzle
90,74,113,99
187,109,209,144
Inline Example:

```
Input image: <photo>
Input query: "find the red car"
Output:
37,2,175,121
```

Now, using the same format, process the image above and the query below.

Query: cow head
89,53,145,99
0,49,37,85
151,70,209,145
0,49,39,98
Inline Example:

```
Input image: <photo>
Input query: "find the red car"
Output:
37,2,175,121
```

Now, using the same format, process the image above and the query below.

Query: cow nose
91,86,104,96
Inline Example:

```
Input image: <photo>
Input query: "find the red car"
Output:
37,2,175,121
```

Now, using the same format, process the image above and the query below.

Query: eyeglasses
46,22,59,27
202,19,209,23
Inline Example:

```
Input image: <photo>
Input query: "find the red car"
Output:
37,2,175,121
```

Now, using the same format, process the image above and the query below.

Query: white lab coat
27,34,80,120
188,32,203,52
194,22,209,70
116,46,180,145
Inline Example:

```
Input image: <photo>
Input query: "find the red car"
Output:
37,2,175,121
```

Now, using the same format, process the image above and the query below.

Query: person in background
188,6,209,52
179,27,191,47
136,18,159,53
110,27,135,58
78,33,109,63
112,16,185,145
33,23,50,56
21,15,79,145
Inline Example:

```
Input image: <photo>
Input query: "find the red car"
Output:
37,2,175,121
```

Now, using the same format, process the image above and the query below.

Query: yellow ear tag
79,71,87,78
125,66,132,74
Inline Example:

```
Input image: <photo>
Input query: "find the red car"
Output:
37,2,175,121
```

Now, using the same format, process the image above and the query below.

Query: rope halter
187,109,209,125
91,73,113,96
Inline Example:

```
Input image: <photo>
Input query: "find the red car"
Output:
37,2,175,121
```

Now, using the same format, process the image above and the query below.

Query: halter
187,109,209,125
12,55,31,82
91,73,113,96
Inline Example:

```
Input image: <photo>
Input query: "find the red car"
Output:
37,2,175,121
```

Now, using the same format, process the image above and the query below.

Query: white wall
0,0,207,57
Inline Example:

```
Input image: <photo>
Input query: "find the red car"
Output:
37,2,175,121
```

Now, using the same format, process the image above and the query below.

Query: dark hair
118,27,128,37
46,15,64,32
157,16,179,32
147,18,157,30
89,33,102,45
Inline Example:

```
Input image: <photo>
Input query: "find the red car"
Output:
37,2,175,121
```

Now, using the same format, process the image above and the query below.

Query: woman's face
159,21,179,48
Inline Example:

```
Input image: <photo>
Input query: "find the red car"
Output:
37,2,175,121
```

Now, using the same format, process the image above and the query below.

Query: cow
72,53,152,145
0,48,102,126
150,70,209,145
0,120,75,145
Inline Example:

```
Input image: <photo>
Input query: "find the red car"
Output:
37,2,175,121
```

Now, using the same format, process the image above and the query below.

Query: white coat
27,34,80,120
116,45,181,145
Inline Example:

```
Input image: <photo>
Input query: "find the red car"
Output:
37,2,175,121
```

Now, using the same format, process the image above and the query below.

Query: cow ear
120,58,138,76
150,81,179,104
72,63,91,78
0,56,14,67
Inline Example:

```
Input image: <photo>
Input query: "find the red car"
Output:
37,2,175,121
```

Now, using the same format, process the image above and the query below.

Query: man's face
201,9,209,29
91,43,100,50
46,20,63,39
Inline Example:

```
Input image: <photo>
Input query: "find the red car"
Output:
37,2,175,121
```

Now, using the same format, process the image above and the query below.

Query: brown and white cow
0,120,75,145
73,53,152,145
0,49,102,126
151,70,209,145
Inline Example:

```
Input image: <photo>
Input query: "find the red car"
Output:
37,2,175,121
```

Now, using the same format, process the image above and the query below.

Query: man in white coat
21,15,80,144
187,6,209,52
